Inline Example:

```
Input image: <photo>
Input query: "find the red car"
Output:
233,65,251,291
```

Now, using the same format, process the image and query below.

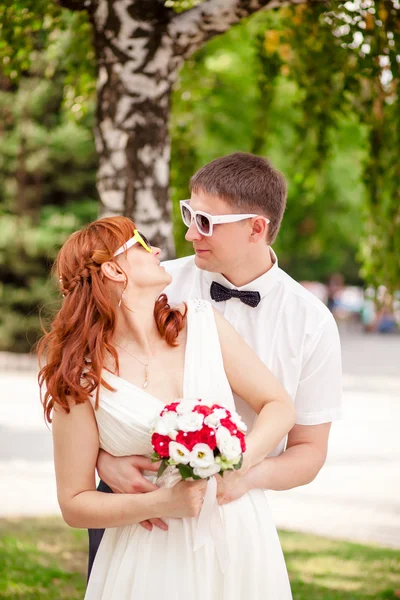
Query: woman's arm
52,399,206,528
213,308,296,473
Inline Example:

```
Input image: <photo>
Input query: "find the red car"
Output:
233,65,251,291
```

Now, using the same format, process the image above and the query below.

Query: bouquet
150,397,247,480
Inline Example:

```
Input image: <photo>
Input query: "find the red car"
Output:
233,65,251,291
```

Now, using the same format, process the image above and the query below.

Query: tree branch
57,0,89,11
169,0,318,58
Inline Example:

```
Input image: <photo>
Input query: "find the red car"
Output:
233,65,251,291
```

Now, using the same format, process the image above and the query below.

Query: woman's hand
216,469,251,506
97,450,168,532
159,479,208,519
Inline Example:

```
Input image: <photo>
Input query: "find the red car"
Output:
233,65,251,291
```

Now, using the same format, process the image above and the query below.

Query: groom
89,152,342,575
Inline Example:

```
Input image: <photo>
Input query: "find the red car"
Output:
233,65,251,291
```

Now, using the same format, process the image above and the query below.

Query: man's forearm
247,442,327,492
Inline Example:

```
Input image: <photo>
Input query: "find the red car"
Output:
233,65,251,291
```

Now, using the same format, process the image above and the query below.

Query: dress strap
183,299,235,410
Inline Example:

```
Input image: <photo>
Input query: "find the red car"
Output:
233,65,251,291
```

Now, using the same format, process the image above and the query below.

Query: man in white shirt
90,152,342,575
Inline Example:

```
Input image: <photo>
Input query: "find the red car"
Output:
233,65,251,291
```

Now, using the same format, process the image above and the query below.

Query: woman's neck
113,296,162,357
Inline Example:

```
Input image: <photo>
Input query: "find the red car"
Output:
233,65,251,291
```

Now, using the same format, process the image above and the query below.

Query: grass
0,518,399,599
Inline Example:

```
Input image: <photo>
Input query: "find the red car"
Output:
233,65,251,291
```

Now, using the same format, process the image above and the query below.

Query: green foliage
0,10,98,351
337,0,400,295
170,8,367,283
0,201,97,352
0,2,95,101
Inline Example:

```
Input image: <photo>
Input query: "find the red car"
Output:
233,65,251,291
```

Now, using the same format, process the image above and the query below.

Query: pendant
143,364,149,389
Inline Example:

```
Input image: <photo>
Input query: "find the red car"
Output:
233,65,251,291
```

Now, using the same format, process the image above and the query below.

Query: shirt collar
202,248,280,300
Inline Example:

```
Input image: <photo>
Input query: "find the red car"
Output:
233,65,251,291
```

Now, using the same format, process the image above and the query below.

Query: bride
38,216,295,599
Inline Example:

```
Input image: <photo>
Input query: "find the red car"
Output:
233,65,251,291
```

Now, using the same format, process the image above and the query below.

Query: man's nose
152,246,161,256
185,220,203,242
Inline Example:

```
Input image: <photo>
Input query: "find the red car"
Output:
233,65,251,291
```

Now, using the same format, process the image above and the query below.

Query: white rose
152,416,168,436
161,411,179,436
189,443,215,468
176,400,198,415
193,463,221,478
216,426,242,461
169,441,192,465
198,398,213,408
204,408,228,428
230,412,248,433
177,411,204,432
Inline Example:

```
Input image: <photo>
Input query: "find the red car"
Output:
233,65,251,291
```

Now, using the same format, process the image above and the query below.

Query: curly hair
37,216,186,424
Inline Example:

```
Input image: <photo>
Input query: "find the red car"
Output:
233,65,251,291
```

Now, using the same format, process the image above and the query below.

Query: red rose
237,431,246,453
197,425,217,450
211,404,231,418
161,402,179,415
151,433,171,457
220,417,238,435
194,405,213,417
176,426,217,451
176,430,199,451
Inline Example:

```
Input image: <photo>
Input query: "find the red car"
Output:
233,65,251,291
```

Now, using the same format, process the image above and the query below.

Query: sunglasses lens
137,231,152,250
196,213,211,235
181,204,192,227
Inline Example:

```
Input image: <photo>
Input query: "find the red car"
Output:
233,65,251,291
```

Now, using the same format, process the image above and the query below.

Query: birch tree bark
60,0,309,257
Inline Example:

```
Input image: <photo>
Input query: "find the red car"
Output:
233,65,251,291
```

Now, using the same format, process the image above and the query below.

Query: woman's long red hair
37,216,186,424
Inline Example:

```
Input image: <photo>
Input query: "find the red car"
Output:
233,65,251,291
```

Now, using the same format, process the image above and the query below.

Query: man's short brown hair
190,152,287,244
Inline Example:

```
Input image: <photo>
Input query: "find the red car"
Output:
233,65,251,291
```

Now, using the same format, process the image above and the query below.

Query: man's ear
249,216,269,243
101,261,126,283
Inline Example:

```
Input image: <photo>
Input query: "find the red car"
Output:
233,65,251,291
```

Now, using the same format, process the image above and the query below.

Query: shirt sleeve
294,313,343,425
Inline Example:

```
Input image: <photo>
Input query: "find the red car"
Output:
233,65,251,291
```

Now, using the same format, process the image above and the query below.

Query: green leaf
177,463,194,480
157,460,168,478
233,455,244,470
151,452,161,462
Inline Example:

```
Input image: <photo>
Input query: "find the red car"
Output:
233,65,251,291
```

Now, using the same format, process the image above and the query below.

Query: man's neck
220,249,274,288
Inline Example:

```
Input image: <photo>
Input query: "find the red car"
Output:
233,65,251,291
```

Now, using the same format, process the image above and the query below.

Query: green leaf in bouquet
151,452,161,462
233,455,244,470
217,453,242,471
178,464,193,480
157,460,168,478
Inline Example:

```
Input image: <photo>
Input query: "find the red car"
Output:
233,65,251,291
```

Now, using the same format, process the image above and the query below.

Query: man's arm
96,450,169,531
219,310,341,503
217,422,330,504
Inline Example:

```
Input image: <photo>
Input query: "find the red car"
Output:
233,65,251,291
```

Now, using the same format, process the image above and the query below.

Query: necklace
114,342,150,389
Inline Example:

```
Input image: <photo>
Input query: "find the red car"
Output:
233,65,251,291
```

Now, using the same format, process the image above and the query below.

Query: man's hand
97,450,168,532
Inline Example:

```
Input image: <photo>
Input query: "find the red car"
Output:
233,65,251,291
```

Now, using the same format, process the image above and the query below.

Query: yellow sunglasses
113,229,152,257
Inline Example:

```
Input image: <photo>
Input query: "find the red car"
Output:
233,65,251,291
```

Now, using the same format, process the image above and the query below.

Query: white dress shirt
162,250,342,457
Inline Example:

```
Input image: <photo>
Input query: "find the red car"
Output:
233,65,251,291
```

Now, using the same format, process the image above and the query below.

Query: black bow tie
210,281,261,308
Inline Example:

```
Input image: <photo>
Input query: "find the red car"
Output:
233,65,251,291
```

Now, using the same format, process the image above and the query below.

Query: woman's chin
158,267,172,288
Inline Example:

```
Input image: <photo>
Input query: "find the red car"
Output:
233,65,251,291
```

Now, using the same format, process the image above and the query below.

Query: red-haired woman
38,216,295,599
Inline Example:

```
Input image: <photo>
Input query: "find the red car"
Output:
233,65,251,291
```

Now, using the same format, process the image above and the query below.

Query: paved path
1,328,399,548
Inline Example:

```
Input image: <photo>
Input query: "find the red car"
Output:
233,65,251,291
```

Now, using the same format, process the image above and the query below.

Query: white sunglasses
179,200,270,237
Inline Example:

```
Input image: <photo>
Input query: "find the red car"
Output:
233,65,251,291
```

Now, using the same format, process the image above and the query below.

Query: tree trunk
89,1,181,257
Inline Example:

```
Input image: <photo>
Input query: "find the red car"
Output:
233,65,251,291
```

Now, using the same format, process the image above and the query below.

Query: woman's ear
101,261,126,283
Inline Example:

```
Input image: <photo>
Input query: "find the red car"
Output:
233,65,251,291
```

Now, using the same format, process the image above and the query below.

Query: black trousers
87,480,113,581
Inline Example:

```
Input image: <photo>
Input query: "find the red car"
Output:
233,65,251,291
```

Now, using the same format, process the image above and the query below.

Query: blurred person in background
327,273,345,315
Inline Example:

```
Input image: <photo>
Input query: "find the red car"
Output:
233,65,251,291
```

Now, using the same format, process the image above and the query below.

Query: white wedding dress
85,299,292,599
